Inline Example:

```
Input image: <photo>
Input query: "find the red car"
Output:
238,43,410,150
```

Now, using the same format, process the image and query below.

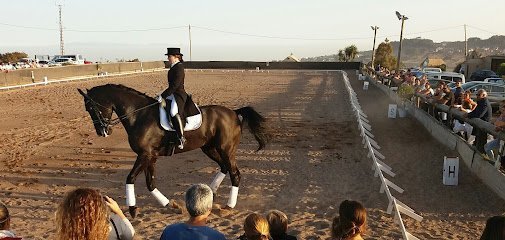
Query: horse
77,84,270,217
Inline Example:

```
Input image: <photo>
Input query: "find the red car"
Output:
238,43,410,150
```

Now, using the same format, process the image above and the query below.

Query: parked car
483,77,505,85
422,67,442,73
54,57,75,65
427,72,466,83
470,70,499,81
428,79,452,87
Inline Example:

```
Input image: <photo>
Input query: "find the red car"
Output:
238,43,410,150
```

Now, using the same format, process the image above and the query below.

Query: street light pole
395,11,408,71
371,26,379,70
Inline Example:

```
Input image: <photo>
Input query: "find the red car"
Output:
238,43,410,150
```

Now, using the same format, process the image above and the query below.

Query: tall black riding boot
172,114,186,149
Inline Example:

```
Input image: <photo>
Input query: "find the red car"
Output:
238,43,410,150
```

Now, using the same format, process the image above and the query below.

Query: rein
85,97,158,127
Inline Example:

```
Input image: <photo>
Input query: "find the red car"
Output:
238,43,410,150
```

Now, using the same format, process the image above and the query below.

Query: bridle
84,96,159,130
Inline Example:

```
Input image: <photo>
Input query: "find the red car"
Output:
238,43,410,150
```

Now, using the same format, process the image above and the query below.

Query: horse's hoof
129,206,138,218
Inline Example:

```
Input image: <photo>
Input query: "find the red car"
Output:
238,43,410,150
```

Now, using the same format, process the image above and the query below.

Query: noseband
84,98,112,130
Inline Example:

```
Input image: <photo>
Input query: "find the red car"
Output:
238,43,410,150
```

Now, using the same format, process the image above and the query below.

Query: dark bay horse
78,84,269,217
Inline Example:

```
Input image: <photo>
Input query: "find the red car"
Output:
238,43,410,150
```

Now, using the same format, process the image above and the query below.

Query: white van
426,72,466,83
52,54,85,64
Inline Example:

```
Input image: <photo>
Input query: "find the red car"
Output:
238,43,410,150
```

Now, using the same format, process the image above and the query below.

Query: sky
0,0,504,62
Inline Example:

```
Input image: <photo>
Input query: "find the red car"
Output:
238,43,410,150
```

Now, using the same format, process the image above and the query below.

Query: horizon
1,0,504,61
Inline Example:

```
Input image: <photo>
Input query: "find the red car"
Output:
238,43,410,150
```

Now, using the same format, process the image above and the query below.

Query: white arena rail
343,71,423,240
0,68,165,91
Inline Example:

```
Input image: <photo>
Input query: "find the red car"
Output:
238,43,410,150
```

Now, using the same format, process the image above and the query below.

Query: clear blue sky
1,0,504,61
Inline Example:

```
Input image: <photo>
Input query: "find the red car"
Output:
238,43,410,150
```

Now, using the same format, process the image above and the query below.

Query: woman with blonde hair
55,188,134,240
239,213,270,240
331,200,367,240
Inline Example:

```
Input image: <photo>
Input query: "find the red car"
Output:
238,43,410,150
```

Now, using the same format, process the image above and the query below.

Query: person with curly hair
331,200,367,240
55,188,135,240
238,213,270,240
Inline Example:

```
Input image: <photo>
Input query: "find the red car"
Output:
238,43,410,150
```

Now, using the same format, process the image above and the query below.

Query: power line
466,25,501,35
0,22,186,33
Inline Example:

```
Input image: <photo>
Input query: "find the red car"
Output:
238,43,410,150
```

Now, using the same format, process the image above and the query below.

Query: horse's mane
90,84,154,100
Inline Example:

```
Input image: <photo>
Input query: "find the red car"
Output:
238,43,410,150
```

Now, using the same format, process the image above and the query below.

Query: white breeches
166,94,179,117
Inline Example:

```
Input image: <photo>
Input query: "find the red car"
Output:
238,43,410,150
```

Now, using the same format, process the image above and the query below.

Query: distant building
283,53,300,62
461,54,505,77
421,57,446,68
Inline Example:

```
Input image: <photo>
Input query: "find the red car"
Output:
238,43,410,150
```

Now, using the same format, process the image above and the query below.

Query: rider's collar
170,60,180,68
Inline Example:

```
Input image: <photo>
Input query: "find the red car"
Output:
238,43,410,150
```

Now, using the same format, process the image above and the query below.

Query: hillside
301,35,505,70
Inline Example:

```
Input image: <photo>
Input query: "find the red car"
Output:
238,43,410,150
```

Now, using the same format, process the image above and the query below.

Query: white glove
156,95,163,103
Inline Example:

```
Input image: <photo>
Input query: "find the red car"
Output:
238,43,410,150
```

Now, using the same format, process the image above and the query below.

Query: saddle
159,95,202,132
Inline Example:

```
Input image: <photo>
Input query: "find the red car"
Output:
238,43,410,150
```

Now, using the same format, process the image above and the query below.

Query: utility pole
370,26,379,69
58,4,64,55
395,11,408,71
464,24,468,58
189,25,192,61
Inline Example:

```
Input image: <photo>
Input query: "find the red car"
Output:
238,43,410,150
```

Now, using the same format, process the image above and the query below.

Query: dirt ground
0,70,503,239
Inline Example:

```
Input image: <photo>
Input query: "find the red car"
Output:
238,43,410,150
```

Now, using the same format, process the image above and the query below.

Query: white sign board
443,156,459,186
388,104,397,119
363,81,369,90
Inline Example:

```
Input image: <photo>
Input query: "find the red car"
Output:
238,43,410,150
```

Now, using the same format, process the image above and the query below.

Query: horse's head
78,88,114,137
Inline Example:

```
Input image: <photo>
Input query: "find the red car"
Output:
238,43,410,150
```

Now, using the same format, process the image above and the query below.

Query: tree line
0,52,29,63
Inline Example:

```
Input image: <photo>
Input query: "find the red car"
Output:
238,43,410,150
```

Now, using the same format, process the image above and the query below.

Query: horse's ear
77,88,87,98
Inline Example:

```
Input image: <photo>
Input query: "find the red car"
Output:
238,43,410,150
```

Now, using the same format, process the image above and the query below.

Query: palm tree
344,45,358,61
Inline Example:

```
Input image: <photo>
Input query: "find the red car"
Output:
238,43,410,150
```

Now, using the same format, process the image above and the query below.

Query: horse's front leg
126,155,147,218
145,159,170,206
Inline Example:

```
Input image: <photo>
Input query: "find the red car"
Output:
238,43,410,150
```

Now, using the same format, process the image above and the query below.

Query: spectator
160,184,225,240
453,80,464,106
466,89,493,152
0,202,22,240
266,210,297,240
453,90,477,141
419,82,434,97
56,188,134,240
238,213,270,240
480,215,505,240
331,200,367,240
484,101,505,162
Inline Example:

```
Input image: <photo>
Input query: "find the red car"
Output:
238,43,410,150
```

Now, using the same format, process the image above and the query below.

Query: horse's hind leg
219,147,240,208
202,146,227,193
145,158,170,207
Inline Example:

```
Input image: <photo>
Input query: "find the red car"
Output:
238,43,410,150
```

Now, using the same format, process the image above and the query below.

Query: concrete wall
170,61,362,70
367,75,505,200
0,61,164,87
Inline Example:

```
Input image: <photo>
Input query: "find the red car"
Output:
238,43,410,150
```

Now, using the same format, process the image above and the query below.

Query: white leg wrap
227,186,239,208
151,188,170,206
126,184,136,206
210,172,226,193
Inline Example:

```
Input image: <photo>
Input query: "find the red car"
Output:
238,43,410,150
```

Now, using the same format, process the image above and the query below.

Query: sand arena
0,70,503,239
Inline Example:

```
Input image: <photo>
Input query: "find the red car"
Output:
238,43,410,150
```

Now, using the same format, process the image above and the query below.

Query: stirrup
178,136,186,149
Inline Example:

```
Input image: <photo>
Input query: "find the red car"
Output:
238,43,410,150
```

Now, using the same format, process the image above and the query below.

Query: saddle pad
159,104,202,131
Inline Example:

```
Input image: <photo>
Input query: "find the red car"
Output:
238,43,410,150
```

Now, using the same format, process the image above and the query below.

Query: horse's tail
234,106,270,151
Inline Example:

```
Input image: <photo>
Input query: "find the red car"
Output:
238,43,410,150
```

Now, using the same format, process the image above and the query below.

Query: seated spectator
56,188,135,240
160,184,225,240
331,200,367,240
419,82,434,97
266,210,297,240
0,202,22,240
480,215,505,240
238,213,270,240
484,101,505,163
453,90,477,142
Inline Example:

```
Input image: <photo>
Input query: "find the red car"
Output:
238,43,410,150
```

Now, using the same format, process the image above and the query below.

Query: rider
161,48,187,149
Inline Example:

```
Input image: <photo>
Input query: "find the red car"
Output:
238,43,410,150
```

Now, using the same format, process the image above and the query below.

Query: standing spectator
331,200,367,240
160,184,225,240
0,202,22,240
238,213,270,240
266,210,297,240
55,188,135,240
480,215,505,240
453,80,464,106
467,89,493,153
484,101,505,162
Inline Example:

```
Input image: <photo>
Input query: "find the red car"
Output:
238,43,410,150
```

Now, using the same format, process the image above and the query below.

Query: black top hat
165,48,183,56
